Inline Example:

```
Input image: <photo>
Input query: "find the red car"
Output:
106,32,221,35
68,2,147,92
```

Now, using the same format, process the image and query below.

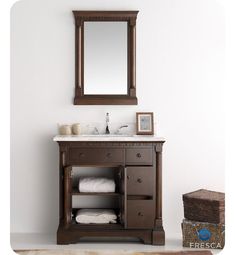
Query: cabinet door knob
136,153,142,158
138,212,143,217
127,175,130,180
79,153,85,157
106,153,111,158
137,178,142,183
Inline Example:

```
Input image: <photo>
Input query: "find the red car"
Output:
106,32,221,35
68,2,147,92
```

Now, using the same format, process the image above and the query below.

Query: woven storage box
183,189,225,224
182,219,225,249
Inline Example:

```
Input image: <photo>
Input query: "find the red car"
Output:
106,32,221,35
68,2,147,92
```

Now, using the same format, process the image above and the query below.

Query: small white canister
59,125,72,135
72,123,80,135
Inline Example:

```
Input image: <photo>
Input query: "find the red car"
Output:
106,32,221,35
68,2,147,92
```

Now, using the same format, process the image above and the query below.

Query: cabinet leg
152,227,165,245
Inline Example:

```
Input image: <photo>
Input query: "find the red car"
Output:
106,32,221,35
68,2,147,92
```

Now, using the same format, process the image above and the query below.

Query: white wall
11,0,225,236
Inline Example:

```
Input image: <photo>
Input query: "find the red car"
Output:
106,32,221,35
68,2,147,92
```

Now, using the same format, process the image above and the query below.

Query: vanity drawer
68,148,124,165
126,167,154,196
126,200,155,229
125,148,153,165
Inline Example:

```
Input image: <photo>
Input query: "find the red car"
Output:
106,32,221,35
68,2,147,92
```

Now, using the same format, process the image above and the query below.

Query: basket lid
183,189,225,205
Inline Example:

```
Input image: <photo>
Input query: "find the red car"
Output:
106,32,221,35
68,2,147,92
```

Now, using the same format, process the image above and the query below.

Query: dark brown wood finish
68,147,124,165
152,143,165,245
126,147,153,165
64,166,72,227
126,200,155,229
56,140,165,245
73,11,138,105
126,166,154,196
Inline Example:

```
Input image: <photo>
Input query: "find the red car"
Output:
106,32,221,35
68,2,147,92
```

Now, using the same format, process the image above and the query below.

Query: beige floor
10,233,220,254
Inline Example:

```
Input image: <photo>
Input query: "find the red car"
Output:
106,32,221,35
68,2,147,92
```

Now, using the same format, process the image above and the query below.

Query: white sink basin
79,134,133,137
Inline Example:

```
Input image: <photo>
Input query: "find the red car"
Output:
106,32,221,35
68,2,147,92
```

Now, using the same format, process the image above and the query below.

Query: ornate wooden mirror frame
73,11,138,105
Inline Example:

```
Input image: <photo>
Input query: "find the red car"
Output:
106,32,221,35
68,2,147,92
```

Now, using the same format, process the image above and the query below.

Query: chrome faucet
115,125,128,134
105,113,110,134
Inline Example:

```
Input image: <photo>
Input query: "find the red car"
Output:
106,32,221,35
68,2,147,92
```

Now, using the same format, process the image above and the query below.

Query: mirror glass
84,22,128,95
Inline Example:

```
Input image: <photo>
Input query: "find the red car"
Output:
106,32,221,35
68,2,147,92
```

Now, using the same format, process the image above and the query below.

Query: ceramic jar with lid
59,125,72,135
72,123,80,135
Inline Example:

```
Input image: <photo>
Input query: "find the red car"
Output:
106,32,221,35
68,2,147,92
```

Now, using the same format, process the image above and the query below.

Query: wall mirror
73,11,138,105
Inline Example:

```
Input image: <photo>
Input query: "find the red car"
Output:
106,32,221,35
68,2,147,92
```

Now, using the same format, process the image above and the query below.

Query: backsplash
57,122,158,135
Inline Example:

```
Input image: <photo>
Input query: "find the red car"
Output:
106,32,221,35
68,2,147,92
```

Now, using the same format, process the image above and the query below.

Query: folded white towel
76,209,117,224
78,177,115,193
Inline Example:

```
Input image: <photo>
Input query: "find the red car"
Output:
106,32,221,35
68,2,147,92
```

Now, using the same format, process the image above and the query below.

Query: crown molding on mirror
73,11,139,105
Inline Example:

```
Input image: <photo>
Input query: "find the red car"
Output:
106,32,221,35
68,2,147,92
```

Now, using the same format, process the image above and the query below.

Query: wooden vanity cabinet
55,140,165,245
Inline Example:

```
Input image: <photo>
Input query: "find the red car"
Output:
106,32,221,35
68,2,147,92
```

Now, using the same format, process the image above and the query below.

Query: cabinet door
118,166,127,227
126,167,154,196
126,200,155,229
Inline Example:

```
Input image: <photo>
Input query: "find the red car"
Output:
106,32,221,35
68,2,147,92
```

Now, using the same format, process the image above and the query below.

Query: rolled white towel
78,177,115,193
76,209,117,224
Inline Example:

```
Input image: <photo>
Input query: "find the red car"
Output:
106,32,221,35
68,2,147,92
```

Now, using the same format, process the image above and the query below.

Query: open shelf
72,189,121,196
70,219,124,230
71,207,123,230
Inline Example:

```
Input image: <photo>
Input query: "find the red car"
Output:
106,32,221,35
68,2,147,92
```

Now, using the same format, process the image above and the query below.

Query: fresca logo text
189,228,223,249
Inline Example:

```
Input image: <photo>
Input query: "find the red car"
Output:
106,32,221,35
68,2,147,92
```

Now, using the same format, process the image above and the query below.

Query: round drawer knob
137,178,142,183
79,153,85,157
136,153,142,158
138,212,143,217
106,153,111,158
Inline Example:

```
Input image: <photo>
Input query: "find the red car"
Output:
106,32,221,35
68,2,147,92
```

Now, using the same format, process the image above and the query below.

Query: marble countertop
53,135,165,142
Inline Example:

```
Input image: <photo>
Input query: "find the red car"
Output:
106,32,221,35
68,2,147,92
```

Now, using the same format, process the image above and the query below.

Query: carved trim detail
75,19,83,27
155,218,163,227
75,17,135,22
73,11,138,22
59,144,68,167
64,166,72,227
58,141,165,148
155,143,163,152
129,17,136,26
60,142,157,147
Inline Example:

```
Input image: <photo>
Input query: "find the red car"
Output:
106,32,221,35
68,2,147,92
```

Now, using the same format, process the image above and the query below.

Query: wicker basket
182,219,225,249
183,189,225,224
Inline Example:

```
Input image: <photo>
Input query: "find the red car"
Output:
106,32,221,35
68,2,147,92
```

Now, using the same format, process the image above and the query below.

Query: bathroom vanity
53,135,165,245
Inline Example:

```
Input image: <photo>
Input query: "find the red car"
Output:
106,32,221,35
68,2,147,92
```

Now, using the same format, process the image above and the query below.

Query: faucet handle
115,124,128,134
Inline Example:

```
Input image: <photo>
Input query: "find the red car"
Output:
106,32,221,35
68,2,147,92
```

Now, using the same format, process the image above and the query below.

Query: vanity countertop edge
53,135,165,142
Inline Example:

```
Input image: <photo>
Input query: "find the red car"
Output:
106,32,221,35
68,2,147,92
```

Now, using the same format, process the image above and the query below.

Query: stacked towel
78,177,115,193
75,209,117,224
